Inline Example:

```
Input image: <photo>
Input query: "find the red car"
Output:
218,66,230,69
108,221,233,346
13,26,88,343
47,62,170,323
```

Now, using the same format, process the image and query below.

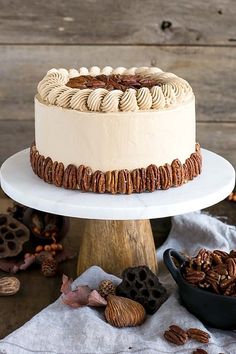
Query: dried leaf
61,285,91,308
88,290,107,307
60,274,73,294
0,259,21,273
19,254,36,270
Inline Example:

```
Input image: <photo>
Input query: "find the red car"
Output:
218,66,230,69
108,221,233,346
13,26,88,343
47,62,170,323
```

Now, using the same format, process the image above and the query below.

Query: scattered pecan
187,328,210,343
164,325,188,345
192,349,208,354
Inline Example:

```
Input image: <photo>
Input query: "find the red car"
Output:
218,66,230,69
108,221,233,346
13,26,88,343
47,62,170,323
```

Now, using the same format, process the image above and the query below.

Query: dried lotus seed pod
0,214,30,258
116,265,168,314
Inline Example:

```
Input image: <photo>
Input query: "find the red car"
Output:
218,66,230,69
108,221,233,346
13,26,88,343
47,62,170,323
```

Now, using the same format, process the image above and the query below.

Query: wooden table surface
0,188,235,339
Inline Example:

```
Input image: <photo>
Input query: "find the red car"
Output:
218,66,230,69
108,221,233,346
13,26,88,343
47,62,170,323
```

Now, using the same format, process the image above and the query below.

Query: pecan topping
182,162,189,183
191,152,202,175
185,157,195,180
171,159,183,187
187,328,210,343
126,170,133,195
77,165,85,190
30,143,202,195
63,164,77,189
37,155,45,179
164,325,188,345
131,169,142,193
159,164,172,190
118,170,126,194
105,171,112,192
66,74,161,92
81,167,92,191
140,168,146,192
110,170,119,195
44,157,53,183
97,171,106,193
146,165,156,192
52,162,64,187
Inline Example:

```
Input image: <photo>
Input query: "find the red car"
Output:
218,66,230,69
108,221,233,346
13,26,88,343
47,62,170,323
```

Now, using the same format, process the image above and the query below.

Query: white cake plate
0,148,235,276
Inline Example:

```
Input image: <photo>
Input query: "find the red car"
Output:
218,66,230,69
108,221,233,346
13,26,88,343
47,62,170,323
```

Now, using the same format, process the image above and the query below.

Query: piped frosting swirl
37,66,193,112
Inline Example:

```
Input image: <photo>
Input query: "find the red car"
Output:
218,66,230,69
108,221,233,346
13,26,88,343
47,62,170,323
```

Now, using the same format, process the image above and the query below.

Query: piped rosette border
37,66,194,113
30,143,202,195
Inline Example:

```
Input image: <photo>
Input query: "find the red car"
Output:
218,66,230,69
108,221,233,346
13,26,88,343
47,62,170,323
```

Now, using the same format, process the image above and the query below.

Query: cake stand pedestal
0,149,235,276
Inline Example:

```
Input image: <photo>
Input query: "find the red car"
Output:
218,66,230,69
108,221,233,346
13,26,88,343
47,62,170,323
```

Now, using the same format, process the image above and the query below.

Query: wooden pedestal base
77,219,157,277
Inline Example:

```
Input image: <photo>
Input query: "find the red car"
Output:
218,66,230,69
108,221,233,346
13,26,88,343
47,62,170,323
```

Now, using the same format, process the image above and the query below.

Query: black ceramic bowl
163,248,236,329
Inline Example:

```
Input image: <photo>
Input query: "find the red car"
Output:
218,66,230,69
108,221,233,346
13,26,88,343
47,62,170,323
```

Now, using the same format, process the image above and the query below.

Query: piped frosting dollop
37,66,193,112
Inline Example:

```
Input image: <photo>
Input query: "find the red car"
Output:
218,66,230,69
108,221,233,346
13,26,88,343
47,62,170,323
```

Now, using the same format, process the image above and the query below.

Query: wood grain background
0,0,235,166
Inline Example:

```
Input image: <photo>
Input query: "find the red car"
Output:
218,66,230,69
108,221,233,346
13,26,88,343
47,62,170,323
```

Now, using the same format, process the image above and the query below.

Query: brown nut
192,349,208,354
187,328,210,343
164,325,188,345
0,277,20,296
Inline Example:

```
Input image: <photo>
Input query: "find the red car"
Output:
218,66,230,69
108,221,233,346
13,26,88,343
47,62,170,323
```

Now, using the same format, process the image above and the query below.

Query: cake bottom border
30,143,202,195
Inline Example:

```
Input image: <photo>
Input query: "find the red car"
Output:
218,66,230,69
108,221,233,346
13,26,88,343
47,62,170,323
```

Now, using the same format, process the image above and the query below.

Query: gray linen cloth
0,211,236,354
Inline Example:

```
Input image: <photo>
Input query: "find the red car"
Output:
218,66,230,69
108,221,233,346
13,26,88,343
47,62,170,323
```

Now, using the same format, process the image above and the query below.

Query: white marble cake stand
0,149,235,276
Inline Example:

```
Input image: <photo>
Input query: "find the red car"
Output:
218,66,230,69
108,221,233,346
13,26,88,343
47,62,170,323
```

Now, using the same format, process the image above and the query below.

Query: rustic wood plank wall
0,0,235,166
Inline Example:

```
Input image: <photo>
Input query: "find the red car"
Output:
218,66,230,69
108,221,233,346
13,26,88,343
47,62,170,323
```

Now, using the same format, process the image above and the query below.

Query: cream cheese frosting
35,94,196,171
37,66,193,113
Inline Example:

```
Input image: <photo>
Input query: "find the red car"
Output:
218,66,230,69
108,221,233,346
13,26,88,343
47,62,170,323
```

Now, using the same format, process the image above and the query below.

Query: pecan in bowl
163,248,236,330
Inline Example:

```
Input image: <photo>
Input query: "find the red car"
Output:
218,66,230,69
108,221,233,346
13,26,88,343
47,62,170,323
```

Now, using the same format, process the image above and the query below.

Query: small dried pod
0,276,20,296
105,295,146,328
98,280,116,298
